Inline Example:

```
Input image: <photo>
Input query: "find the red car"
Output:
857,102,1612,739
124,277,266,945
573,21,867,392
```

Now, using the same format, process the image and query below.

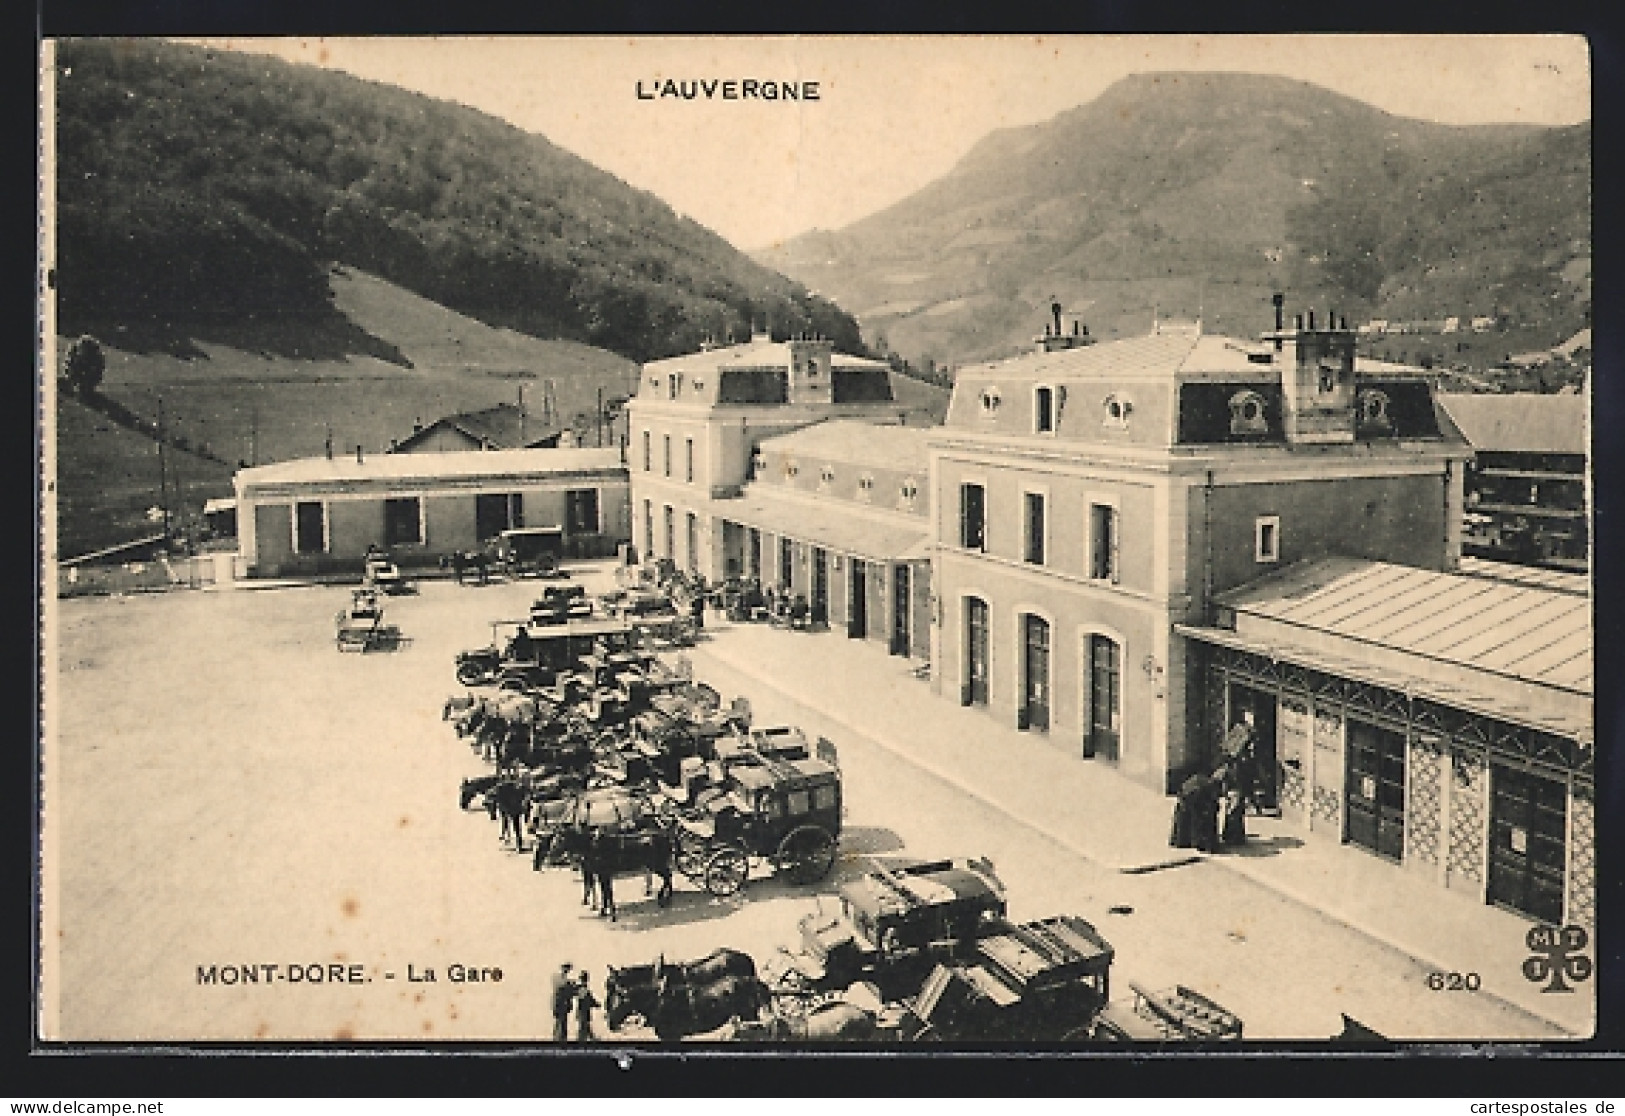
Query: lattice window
1447,747,1488,885
1408,736,1444,867
1568,782,1595,932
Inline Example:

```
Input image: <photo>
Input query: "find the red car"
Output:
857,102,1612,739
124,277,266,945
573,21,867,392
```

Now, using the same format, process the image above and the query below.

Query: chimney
325,430,333,460
412,417,423,434
1272,293,1286,352
1051,298,1063,337
355,445,364,464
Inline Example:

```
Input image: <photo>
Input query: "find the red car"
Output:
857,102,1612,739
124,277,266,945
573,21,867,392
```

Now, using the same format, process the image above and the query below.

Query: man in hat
574,970,600,1042
550,961,575,1042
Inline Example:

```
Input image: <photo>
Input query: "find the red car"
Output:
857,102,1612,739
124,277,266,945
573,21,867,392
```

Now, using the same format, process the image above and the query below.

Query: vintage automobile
531,583,593,626
767,856,1009,1008
493,526,566,578
1088,981,1244,1042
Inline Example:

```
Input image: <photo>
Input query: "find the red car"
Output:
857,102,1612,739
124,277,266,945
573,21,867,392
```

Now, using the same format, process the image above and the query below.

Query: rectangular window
1035,386,1054,433
294,500,325,554
685,438,695,483
686,512,699,573
1024,492,1046,565
779,537,794,589
642,430,652,472
1089,503,1119,583
643,500,654,554
960,483,986,551
384,496,423,546
1256,515,1280,563
566,489,600,535
663,505,675,558
475,493,522,540
663,435,672,478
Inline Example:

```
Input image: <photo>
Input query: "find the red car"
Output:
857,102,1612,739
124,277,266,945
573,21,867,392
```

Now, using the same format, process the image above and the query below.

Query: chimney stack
1051,298,1063,337
355,445,364,464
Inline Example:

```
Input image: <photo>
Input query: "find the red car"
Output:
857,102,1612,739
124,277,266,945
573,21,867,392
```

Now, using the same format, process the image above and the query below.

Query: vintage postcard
37,34,1595,1048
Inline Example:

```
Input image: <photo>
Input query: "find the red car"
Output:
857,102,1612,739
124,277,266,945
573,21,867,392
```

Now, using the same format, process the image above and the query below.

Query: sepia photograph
36,34,1595,1049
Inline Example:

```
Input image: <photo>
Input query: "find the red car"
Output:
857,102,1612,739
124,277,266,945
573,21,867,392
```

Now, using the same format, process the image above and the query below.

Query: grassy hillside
53,392,236,560
53,267,645,557
758,72,1589,372
55,38,865,364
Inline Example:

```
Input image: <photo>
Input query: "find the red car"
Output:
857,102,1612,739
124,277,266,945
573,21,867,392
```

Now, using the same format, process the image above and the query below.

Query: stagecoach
454,617,637,687
766,856,1009,1012
670,732,843,897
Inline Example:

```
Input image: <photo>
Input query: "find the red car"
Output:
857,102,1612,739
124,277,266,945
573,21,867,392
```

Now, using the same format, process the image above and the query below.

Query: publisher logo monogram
1522,925,1592,993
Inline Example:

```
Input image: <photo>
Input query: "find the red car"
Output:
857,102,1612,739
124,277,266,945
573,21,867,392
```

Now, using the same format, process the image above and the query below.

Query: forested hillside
55,38,864,363
758,72,1589,371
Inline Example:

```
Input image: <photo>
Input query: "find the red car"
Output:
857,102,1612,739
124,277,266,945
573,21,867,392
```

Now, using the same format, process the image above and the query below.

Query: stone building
235,446,628,577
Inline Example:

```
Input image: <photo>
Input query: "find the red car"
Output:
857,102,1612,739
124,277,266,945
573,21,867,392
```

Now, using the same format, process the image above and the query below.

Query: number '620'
1426,971,1481,991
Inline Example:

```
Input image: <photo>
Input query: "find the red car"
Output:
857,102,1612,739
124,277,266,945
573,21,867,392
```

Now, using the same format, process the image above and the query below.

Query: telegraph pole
157,396,171,539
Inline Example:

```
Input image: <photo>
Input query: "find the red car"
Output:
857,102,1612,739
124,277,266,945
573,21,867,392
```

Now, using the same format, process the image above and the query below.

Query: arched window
1228,389,1269,435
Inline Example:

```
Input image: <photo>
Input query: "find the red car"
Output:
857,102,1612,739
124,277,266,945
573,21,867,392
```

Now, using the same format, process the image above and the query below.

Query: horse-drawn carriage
765,856,1009,1012
335,588,405,651
454,617,638,687
668,732,843,898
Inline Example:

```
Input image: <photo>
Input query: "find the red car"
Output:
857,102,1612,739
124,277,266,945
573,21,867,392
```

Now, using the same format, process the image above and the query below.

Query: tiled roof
1436,393,1588,454
757,419,934,474
953,328,1432,383
393,403,559,451
1217,557,1591,694
643,337,889,376
236,447,624,488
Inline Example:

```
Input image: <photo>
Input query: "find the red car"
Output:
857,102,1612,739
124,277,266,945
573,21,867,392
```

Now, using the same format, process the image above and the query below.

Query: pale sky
197,35,1591,251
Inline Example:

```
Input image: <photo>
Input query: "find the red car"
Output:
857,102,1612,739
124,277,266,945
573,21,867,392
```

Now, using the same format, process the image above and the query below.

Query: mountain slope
757,72,1589,368
55,38,864,363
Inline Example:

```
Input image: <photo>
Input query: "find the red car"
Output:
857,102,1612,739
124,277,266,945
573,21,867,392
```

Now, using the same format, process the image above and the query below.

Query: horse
649,973,772,1042
487,779,531,852
604,963,662,1031
692,1000,878,1042
440,550,493,586
550,825,674,920
653,947,757,989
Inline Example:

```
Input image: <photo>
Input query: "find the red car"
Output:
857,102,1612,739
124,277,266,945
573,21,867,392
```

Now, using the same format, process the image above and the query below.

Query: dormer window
979,387,1001,417
1102,393,1132,429
1357,388,1392,432
1034,386,1055,433
1228,390,1269,436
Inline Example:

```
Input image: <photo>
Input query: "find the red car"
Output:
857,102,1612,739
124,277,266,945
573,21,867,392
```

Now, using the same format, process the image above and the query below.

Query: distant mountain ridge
756,72,1590,370
55,38,865,364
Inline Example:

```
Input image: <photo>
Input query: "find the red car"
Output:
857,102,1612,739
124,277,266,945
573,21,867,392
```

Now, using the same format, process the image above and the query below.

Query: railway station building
234,446,629,578
627,329,936,658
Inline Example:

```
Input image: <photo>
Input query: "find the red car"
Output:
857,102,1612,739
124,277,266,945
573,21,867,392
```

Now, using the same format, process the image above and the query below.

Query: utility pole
157,396,171,540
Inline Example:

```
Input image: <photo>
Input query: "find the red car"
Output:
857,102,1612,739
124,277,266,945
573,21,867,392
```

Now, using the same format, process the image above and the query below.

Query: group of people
1169,721,1262,853
549,961,600,1042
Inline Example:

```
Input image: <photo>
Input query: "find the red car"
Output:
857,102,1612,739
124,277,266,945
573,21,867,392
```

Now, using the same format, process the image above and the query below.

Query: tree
63,335,105,399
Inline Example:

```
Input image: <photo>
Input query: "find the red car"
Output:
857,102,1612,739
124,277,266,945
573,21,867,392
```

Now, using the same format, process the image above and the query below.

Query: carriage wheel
673,828,709,879
702,847,749,896
775,826,837,885
456,661,486,686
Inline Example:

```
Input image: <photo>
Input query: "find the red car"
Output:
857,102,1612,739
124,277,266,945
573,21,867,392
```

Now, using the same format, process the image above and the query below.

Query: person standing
574,971,600,1042
550,961,575,1042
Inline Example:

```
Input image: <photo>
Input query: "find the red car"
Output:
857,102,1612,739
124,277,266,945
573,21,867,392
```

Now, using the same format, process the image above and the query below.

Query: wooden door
1085,635,1120,761
848,560,867,639
891,565,911,655
1345,720,1405,862
1487,764,1567,925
